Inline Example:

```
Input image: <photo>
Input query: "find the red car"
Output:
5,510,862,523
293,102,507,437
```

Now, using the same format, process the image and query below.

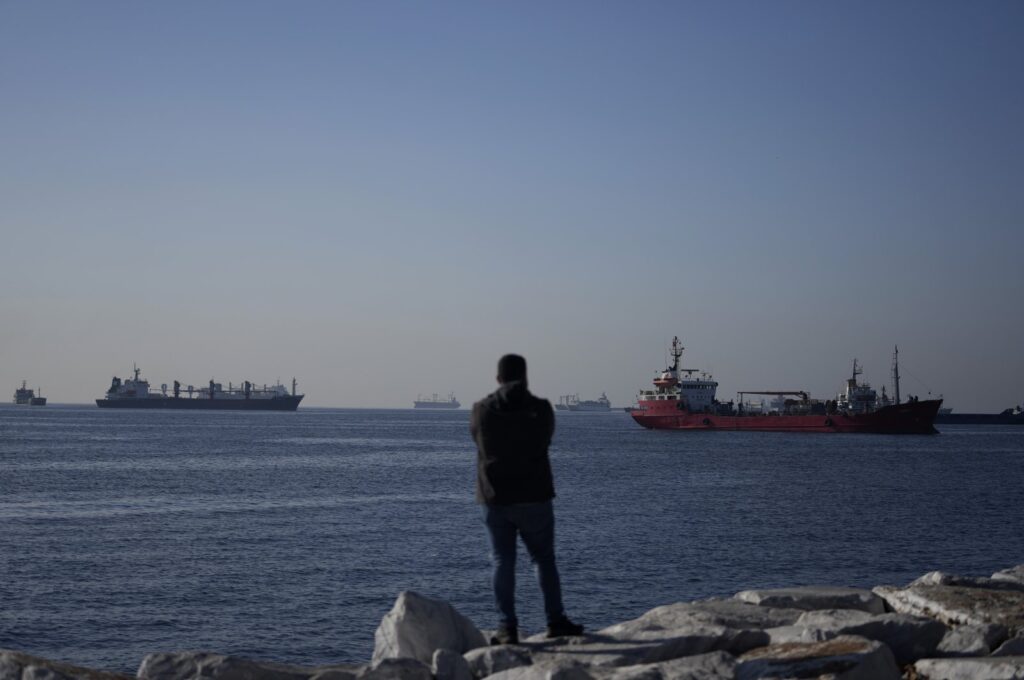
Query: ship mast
669,336,683,372
891,345,901,405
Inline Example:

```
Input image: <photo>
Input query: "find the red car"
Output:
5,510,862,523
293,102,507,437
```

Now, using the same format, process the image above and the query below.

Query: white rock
311,670,362,680
481,666,594,680
993,566,1024,586
737,635,900,680
913,656,1024,679
873,584,1024,631
764,608,947,665
433,649,473,680
463,646,532,678
528,625,766,668
372,591,488,664
734,586,886,614
0,650,130,680
586,651,736,680
913,571,1024,592
599,599,802,636
137,651,316,680
357,658,433,680
937,623,1009,657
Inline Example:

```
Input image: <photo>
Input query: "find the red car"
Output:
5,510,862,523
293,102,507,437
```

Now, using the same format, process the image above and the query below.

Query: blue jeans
482,500,565,628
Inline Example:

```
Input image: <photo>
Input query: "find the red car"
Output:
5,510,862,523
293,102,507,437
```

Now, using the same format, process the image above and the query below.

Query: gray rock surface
874,584,1024,632
993,637,1024,657
937,623,1009,657
480,666,594,680
913,656,1024,679
736,635,900,680
432,650,472,680
912,571,1024,592
136,652,321,680
463,646,533,679
357,658,433,680
586,651,736,680
525,625,766,668
992,565,1024,586
734,586,886,614
372,591,487,665
0,651,130,680
765,608,947,665
599,599,802,636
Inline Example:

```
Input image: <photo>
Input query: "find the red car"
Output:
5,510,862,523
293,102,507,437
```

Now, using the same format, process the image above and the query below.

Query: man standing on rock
470,353,584,645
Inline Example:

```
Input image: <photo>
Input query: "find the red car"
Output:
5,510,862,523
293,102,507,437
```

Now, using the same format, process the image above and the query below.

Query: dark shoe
490,626,519,645
546,616,584,638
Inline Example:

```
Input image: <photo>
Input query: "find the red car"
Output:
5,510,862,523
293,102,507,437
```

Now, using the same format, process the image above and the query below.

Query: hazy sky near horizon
2,1,1022,410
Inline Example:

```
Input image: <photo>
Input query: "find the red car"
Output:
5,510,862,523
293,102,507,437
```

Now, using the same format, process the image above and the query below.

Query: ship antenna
892,345,901,405
670,336,684,372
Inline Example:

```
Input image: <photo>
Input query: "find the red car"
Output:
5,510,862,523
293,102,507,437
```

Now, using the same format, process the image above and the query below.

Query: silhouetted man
470,353,583,644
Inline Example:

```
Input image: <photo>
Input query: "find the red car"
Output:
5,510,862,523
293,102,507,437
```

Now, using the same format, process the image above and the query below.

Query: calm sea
1,405,1022,673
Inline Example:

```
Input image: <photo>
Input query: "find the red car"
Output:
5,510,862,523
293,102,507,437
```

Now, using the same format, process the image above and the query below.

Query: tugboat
629,337,941,434
96,365,303,410
13,381,46,406
413,393,461,409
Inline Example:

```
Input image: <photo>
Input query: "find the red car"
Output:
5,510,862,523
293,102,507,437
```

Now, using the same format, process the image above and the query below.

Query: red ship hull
630,398,942,434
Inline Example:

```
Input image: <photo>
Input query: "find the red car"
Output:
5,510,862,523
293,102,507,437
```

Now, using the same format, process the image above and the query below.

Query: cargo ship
934,405,1024,425
629,338,941,434
13,381,46,406
414,392,461,409
555,393,612,411
96,366,303,410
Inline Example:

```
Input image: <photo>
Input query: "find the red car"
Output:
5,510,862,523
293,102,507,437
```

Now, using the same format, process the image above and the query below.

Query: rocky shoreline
3,564,1024,680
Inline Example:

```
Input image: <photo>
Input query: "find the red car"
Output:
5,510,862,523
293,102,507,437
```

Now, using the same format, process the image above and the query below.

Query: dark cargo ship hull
96,395,303,411
935,412,1024,425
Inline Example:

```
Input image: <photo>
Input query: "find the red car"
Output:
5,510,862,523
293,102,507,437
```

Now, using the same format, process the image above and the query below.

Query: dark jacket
470,380,556,505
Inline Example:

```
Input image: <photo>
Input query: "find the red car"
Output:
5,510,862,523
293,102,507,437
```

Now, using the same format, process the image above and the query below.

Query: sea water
1,405,1022,673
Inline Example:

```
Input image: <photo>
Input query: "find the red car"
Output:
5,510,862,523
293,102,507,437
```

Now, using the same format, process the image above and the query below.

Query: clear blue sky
2,1,1022,410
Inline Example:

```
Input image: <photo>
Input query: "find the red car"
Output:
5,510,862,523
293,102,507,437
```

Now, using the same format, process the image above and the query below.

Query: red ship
629,337,941,434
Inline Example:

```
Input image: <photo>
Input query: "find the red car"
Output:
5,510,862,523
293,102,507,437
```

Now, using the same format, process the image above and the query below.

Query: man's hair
497,354,527,383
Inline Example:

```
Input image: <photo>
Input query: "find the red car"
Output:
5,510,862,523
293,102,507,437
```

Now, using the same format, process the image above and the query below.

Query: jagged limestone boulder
937,623,1009,657
463,646,533,678
734,586,886,614
357,658,433,680
432,649,472,680
912,571,1024,592
873,584,1024,632
372,591,487,665
0,650,130,680
913,656,1024,679
765,608,947,665
599,599,802,635
585,651,737,680
524,625,766,668
137,651,329,680
993,636,1024,657
479,666,594,680
736,635,900,680
992,565,1024,586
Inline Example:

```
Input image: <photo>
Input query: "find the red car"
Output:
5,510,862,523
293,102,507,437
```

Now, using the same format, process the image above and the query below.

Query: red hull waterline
630,399,942,434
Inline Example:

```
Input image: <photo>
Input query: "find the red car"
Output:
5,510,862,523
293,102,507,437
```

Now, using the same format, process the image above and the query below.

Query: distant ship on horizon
96,365,303,410
13,380,46,406
555,393,612,411
413,392,461,409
